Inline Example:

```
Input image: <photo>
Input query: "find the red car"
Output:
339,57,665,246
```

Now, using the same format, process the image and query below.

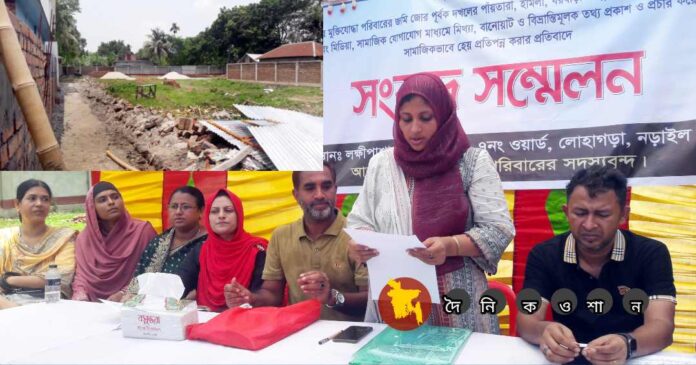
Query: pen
318,330,342,345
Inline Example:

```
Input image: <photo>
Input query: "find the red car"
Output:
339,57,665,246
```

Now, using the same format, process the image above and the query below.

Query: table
1,301,692,364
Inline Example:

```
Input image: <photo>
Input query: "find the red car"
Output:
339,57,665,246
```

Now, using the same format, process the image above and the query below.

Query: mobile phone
332,325,373,343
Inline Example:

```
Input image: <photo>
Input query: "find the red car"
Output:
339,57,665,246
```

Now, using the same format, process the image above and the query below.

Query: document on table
344,228,440,304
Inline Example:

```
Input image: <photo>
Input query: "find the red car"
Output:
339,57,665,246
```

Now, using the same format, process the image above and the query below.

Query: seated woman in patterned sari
0,179,77,309
123,186,207,297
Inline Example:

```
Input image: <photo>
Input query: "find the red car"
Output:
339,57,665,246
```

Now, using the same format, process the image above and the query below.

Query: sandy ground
60,82,133,170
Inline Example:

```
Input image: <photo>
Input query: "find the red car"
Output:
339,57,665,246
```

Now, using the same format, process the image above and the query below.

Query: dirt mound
158,72,190,80
100,72,135,80
88,71,110,78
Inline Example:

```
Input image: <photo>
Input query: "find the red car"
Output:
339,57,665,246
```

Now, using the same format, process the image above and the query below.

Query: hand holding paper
344,228,440,304
347,237,380,265
407,236,450,265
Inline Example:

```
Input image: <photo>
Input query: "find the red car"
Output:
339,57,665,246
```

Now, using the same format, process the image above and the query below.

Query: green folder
350,325,472,365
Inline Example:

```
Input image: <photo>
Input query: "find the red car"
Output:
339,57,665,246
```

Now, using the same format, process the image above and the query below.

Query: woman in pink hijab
72,182,157,302
347,73,514,332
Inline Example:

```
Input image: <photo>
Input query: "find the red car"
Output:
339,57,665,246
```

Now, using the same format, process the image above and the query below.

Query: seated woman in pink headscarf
347,73,514,333
72,182,157,302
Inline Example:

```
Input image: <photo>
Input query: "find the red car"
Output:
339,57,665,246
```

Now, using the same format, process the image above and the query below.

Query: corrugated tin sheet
198,120,275,170
233,105,323,171
234,104,322,142
248,124,323,171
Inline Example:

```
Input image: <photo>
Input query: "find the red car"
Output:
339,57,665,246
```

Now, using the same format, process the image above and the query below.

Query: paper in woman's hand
344,228,440,304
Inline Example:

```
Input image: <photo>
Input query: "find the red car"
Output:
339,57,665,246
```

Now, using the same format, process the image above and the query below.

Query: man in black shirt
517,166,676,364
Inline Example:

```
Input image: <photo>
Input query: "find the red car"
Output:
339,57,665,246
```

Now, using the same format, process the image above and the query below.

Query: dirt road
60,82,133,170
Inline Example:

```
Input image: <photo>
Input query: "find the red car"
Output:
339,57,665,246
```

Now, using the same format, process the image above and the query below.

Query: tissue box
121,298,199,341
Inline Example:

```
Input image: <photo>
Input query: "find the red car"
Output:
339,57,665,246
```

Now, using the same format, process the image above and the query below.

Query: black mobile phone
332,325,373,344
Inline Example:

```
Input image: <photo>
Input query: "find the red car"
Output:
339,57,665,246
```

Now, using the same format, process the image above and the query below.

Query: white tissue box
121,300,199,341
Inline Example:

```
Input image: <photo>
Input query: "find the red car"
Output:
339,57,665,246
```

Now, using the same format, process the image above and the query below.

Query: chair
487,280,518,337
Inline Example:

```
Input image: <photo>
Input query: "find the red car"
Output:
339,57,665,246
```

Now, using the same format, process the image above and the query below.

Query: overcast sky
76,0,260,52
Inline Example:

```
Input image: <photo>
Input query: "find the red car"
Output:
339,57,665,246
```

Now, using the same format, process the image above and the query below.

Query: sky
76,0,260,53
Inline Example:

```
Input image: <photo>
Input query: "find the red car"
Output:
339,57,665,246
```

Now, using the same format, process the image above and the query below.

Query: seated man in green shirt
224,162,368,321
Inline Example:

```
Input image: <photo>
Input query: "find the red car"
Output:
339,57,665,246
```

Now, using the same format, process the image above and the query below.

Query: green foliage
96,40,132,65
56,0,83,66
138,0,322,66
100,78,322,116
0,211,86,231
76,52,110,66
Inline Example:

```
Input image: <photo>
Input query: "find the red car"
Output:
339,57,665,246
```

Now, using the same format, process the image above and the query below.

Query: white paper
344,228,440,304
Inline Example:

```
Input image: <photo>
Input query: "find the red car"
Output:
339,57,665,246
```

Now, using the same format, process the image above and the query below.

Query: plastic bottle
44,264,61,303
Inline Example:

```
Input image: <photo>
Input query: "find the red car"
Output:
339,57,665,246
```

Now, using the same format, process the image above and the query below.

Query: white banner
323,0,696,193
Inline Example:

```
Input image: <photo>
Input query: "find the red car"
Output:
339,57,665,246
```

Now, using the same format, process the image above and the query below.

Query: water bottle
44,264,61,303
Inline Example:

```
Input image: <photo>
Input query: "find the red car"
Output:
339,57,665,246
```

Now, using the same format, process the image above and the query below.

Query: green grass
0,211,86,231
99,78,323,116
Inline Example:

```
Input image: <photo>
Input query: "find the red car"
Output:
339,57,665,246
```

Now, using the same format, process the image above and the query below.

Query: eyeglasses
169,204,195,212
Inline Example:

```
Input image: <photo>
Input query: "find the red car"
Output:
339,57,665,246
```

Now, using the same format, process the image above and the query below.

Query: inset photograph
0,0,322,171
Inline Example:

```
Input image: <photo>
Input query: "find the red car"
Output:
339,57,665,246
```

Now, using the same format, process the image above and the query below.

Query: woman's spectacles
169,204,195,212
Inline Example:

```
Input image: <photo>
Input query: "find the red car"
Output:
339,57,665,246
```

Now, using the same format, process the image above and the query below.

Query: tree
56,0,83,65
96,40,132,64
136,0,322,66
77,52,110,66
141,28,173,65
278,0,322,43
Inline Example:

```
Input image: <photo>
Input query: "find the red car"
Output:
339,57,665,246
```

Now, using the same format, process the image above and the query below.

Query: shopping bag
185,299,321,350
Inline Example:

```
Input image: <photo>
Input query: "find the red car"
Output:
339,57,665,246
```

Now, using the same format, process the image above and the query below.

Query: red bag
185,300,321,350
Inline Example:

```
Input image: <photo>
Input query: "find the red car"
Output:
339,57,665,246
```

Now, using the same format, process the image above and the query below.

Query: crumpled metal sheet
197,120,275,169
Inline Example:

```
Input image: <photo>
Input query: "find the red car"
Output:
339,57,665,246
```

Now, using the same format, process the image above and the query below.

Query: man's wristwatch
325,289,345,308
618,333,637,359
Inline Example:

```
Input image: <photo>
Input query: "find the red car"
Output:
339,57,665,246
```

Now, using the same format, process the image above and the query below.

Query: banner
323,0,696,193
93,171,302,239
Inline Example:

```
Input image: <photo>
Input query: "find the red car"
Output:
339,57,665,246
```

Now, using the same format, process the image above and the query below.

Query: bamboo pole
105,150,139,171
207,120,260,148
0,1,65,170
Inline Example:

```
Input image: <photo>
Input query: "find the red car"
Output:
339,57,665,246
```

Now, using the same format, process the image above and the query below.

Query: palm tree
142,28,173,65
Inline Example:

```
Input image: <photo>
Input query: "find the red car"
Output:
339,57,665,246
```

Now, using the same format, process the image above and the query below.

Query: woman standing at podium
347,73,514,332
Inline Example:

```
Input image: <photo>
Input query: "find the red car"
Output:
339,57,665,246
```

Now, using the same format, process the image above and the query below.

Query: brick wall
227,64,241,80
257,63,275,82
62,66,114,77
0,9,49,170
226,61,322,86
277,63,296,84
298,61,322,84
239,63,254,81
